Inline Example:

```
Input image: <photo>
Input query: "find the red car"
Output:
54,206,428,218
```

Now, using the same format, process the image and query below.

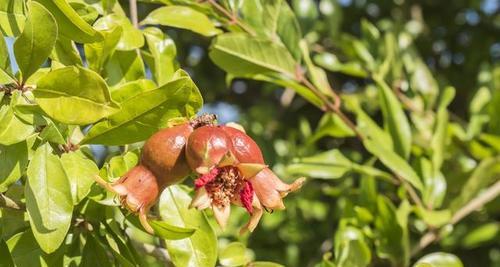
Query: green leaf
34,0,103,43
80,233,112,267
374,196,409,266
240,73,323,108
287,150,352,179
104,50,146,86
450,156,500,211
110,79,157,103
414,207,451,228
69,2,98,25
299,40,335,98
61,150,98,205
209,33,297,78
141,6,221,37
248,262,284,267
242,0,302,60
0,141,28,192
159,185,217,267
7,230,64,267
461,222,499,249
25,144,73,253
414,252,464,267
50,36,83,66
0,105,35,146
0,0,26,36
38,118,68,144
0,238,14,267
219,242,252,267
94,14,144,50
34,66,120,125
314,53,368,78
150,220,196,240
333,226,371,267
431,87,455,172
350,102,393,148
143,27,177,85
287,149,394,182
374,75,412,159
84,25,122,73
418,158,446,209
14,1,57,82
81,70,202,145
364,138,423,191
309,113,355,141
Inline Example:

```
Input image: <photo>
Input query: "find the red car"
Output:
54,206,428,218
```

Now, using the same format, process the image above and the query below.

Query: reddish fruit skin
220,126,265,164
112,165,159,212
141,123,193,187
186,126,232,172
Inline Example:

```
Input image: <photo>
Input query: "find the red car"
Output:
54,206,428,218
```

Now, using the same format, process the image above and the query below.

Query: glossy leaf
81,233,112,267
34,66,120,125
61,150,99,205
334,226,371,267
94,14,144,50
0,238,14,267
374,196,409,266
374,75,412,159
364,138,423,190
219,242,252,267
0,0,26,37
110,79,157,103
0,105,35,145
0,141,28,192
141,6,221,36
209,33,297,78
450,156,500,211
150,220,196,240
81,70,202,145
34,0,103,43
50,36,82,66
7,230,63,267
25,144,73,253
14,1,57,82
143,27,177,85
159,185,217,267
414,252,464,267
104,50,146,86
84,25,122,73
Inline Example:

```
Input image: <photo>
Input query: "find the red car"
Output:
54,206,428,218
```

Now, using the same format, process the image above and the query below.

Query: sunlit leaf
34,0,103,43
414,252,464,267
141,6,221,36
159,185,217,267
25,144,73,253
81,70,202,145
34,66,120,125
14,1,57,82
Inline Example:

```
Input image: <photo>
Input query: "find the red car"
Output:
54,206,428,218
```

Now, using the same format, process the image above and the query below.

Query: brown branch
129,0,139,28
413,180,500,256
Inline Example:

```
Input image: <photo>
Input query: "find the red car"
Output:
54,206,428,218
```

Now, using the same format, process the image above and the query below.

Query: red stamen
195,168,220,188
240,181,254,214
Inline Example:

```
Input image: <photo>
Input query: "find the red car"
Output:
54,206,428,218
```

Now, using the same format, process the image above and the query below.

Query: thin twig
0,193,25,210
129,0,139,28
206,0,257,36
413,180,500,256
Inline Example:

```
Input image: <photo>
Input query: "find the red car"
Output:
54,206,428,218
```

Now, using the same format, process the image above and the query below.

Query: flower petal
240,193,263,234
213,204,231,230
189,187,212,210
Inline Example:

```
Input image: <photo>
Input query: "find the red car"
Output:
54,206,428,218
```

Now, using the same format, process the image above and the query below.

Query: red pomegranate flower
187,124,305,233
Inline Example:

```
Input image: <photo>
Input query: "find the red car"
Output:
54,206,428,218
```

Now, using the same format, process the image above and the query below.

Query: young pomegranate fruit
188,123,305,233
94,115,216,233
